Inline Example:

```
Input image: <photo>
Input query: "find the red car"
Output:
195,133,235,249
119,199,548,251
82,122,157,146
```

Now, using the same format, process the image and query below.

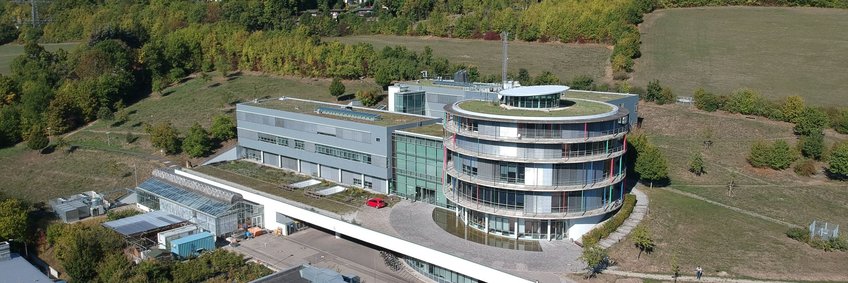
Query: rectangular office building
235,97,440,194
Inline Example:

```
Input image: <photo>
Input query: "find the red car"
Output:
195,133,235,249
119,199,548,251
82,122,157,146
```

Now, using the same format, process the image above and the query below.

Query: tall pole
501,31,509,85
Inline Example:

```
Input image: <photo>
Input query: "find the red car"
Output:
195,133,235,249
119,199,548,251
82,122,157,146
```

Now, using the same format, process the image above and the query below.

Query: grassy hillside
328,35,612,82
635,7,848,106
0,42,80,74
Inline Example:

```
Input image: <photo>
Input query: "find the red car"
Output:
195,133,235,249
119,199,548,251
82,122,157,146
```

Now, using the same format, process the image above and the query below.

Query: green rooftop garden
398,123,445,137
457,99,614,117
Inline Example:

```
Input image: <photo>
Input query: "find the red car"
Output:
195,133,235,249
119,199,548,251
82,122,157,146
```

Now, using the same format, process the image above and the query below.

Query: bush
828,141,848,178
794,107,829,136
329,77,345,97
569,75,594,90
798,133,824,160
26,125,49,150
769,140,797,170
748,140,771,168
355,88,382,107
689,151,705,175
779,96,805,123
786,227,809,242
693,88,722,112
182,123,212,158
833,110,848,134
793,159,817,177
145,122,181,155
581,194,637,247
724,88,766,115
210,115,236,142
106,209,142,221
656,88,676,105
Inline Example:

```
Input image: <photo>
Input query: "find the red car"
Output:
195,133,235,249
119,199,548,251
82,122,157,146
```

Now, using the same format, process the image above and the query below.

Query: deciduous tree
26,124,48,150
182,123,212,158
828,142,848,178
689,151,705,175
630,225,654,259
794,107,829,136
634,144,668,188
145,122,181,155
210,115,236,142
0,198,28,242
329,77,345,97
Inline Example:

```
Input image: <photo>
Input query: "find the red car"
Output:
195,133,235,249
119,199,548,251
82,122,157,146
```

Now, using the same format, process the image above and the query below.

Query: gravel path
598,188,648,248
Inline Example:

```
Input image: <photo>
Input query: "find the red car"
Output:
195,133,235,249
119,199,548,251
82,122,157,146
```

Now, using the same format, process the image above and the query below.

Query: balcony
443,187,623,220
444,122,628,144
444,140,626,163
444,163,626,192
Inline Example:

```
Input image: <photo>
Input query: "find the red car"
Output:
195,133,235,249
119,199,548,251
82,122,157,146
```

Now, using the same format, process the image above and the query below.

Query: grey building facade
235,97,440,194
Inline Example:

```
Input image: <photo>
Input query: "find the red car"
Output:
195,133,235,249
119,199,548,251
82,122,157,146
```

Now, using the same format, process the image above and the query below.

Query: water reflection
432,208,543,252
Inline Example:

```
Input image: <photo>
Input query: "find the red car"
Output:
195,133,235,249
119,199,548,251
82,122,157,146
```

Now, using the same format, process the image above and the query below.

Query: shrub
145,122,181,155
828,141,848,178
780,96,805,123
26,125,49,150
182,123,212,158
210,115,236,141
329,77,345,97
833,110,848,134
644,80,662,102
569,75,594,90
106,209,141,221
693,88,722,112
689,151,705,175
724,88,766,115
793,159,817,177
768,140,797,170
581,194,637,246
798,133,824,160
786,227,809,242
794,107,829,136
355,88,382,107
748,140,771,168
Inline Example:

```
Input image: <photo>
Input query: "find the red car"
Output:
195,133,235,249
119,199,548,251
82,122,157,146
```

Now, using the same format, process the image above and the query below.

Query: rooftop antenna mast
501,31,509,85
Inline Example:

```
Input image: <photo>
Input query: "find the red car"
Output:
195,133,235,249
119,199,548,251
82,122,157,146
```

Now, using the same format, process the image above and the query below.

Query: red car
366,198,387,208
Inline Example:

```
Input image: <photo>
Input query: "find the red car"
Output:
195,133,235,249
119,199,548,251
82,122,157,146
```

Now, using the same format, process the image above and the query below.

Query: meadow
328,35,612,83
634,7,848,106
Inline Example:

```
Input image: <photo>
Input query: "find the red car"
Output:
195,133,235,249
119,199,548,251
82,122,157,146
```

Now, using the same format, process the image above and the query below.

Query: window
353,178,362,186
499,162,525,183
461,157,478,176
315,144,372,164
257,133,289,147
243,148,261,161
294,140,304,150
364,181,373,189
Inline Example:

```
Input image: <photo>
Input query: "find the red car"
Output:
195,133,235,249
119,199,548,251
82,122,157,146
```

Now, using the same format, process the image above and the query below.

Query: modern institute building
233,80,636,242
442,85,630,240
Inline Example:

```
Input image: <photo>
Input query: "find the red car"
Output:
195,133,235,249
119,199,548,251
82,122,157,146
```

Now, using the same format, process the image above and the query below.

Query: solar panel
103,210,186,236
316,107,381,121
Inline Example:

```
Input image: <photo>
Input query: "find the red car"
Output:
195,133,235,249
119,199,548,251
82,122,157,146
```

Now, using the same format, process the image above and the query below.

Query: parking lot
225,228,424,283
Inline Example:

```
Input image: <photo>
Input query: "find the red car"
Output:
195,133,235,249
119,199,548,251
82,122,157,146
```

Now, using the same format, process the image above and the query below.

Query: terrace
244,97,433,127
397,123,445,138
456,98,615,118
192,161,392,215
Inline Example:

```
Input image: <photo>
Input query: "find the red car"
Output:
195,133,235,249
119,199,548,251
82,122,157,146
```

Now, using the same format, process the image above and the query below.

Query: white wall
174,169,532,283
567,214,605,241
387,86,399,112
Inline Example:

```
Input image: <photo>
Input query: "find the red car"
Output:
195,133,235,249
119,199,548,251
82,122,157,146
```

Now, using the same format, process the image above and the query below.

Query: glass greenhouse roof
137,178,237,217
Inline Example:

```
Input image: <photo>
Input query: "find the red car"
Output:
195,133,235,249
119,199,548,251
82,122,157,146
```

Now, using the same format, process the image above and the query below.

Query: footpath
604,270,790,283
598,187,648,248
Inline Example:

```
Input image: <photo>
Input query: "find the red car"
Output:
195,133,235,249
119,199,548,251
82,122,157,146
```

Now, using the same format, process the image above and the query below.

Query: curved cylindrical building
443,85,630,241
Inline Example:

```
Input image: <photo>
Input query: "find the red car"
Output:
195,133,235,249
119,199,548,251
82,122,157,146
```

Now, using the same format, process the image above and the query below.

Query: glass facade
459,208,569,240
394,91,426,115
392,133,446,207
501,93,560,108
405,257,478,283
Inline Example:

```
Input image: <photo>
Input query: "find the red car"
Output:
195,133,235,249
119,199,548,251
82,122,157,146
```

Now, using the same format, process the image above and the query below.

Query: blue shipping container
170,231,215,259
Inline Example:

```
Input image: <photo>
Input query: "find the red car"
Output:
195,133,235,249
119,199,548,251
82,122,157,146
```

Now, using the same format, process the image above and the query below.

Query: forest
0,0,845,149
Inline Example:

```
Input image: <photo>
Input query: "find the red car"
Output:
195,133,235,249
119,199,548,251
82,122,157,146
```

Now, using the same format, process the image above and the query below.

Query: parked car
365,198,387,208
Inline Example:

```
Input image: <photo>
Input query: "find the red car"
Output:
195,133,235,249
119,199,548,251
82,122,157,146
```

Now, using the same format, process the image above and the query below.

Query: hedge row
786,227,848,252
582,194,637,247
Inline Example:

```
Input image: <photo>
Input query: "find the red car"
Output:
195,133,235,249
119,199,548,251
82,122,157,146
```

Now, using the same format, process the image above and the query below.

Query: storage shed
170,232,215,259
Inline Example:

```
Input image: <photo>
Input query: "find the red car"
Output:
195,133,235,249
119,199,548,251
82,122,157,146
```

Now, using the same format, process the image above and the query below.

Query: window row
448,177,623,214
238,111,373,143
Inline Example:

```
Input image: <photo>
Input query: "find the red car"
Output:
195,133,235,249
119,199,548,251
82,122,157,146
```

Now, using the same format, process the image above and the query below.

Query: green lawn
0,42,80,74
635,7,848,106
327,35,612,82
608,189,848,281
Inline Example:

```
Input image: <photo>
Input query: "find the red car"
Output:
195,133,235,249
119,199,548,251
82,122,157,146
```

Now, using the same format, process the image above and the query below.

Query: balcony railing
444,187,623,220
445,140,626,163
444,122,629,144
444,163,626,192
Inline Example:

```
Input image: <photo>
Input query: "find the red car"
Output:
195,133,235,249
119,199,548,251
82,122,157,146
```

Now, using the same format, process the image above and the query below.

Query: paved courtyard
358,200,584,283
225,228,424,283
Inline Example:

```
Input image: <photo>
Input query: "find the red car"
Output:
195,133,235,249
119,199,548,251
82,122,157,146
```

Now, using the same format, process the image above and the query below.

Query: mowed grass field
608,103,848,281
328,35,612,82
0,42,80,74
635,7,848,106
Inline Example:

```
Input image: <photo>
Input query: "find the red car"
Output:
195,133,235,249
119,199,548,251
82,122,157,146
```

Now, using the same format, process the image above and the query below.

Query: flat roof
0,253,52,282
398,123,444,138
103,210,187,237
500,85,569,97
170,231,213,245
243,97,433,127
455,99,616,118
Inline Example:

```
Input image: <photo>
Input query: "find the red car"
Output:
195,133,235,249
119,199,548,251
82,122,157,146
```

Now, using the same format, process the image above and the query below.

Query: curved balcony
443,186,623,220
443,122,628,144
444,163,626,192
444,139,626,164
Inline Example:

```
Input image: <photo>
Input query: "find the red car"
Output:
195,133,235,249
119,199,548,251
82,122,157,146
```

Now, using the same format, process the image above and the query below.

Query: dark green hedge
582,194,638,247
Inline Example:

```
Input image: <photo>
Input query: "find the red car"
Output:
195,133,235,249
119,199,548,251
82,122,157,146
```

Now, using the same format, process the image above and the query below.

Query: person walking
695,266,703,280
